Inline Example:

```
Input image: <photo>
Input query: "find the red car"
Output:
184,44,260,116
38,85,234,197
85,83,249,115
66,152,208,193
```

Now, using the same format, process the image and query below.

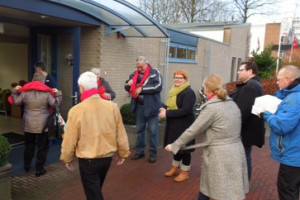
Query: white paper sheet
251,95,282,116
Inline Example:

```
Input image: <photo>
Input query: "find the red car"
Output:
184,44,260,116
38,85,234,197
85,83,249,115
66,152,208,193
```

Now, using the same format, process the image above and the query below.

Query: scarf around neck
8,81,54,104
97,79,110,100
166,81,190,110
129,64,150,98
80,88,100,102
19,81,54,96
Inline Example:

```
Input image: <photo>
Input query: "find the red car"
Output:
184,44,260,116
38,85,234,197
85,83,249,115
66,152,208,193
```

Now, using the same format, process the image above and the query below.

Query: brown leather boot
174,170,189,182
164,166,179,177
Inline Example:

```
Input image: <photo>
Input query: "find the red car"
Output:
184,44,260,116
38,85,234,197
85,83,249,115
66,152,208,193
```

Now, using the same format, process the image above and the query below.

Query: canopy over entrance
0,0,169,38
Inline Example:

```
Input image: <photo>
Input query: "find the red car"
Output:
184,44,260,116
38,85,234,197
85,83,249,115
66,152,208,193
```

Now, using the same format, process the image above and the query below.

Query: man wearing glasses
125,56,162,163
230,61,265,180
262,65,300,200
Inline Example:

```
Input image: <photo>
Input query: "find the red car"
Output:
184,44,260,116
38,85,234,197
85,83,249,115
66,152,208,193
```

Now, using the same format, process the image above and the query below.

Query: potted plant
0,134,12,200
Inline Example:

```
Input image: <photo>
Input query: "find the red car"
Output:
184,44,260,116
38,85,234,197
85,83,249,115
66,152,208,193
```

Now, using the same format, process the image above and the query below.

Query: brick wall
72,24,250,108
264,23,280,57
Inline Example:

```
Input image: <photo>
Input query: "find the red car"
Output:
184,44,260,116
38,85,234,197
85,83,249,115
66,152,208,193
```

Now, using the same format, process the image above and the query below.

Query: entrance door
30,27,80,118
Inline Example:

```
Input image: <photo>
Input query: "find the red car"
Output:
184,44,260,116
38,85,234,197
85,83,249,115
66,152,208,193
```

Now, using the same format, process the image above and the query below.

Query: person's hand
159,107,166,118
127,79,133,86
165,144,172,152
116,155,125,166
135,87,142,96
52,88,59,93
58,114,65,126
65,162,74,171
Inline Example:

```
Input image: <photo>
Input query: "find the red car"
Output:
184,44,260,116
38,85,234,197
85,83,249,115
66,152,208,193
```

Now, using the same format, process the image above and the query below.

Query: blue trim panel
167,29,198,47
0,0,100,26
169,58,197,64
73,27,80,105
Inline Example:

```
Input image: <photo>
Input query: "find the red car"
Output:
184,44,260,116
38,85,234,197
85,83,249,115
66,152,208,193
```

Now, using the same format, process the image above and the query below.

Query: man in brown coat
61,71,130,200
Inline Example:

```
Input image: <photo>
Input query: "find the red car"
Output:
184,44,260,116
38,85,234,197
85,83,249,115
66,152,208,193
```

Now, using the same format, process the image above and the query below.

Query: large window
168,43,196,63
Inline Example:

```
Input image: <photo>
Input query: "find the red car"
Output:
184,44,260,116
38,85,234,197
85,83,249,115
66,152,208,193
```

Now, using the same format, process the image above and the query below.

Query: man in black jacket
125,56,162,163
34,61,57,89
230,61,265,180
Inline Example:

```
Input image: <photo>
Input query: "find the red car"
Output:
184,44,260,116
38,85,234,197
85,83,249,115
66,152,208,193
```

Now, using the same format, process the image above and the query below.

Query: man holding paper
230,61,265,180
262,65,300,200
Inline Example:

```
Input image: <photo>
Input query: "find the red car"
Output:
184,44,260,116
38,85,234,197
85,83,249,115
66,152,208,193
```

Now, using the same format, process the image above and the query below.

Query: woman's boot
174,170,189,182
164,166,179,177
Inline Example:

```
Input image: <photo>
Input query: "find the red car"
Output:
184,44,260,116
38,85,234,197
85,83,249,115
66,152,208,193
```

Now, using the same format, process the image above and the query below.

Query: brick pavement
12,138,280,200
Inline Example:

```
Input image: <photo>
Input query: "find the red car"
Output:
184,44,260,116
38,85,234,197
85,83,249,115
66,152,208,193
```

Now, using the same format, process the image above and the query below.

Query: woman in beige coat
165,74,248,200
11,73,62,177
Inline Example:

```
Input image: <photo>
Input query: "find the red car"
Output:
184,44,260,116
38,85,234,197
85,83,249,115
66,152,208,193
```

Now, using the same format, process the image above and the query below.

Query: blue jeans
135,103,158,156
244,145,252,180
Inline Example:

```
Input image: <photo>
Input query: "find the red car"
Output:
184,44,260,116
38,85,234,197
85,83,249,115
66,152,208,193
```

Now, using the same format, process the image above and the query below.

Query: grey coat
171,96,249,200
12,90,61,134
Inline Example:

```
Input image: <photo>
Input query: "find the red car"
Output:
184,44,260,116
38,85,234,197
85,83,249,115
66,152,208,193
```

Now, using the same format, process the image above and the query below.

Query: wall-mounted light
66,53,73,66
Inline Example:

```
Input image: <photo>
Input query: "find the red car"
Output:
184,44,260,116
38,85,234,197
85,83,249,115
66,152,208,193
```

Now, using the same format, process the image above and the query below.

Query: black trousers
277,163,300,200
24,132,49,170
79,157,112,200
174,152,191,166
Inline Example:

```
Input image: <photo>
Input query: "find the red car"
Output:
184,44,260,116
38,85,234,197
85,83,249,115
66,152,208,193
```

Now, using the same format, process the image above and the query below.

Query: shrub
0,135,11,167
252,45,277,79
120,103,136,125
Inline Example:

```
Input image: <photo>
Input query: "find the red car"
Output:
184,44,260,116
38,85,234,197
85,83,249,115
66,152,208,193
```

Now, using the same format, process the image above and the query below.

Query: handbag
45,100,64,139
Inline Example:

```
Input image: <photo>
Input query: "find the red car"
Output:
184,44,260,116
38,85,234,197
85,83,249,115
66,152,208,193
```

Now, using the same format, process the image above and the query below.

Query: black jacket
164,86,196,153
99,77,116,100
125,65,162,117
230,77,265,147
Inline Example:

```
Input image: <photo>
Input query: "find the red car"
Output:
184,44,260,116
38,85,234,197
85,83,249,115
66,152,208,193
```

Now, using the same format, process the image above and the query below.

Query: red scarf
97,79,110,100
8,81,54,104
80,88,99,102
129,65,150,98
19,81,54,95
208,93,216,100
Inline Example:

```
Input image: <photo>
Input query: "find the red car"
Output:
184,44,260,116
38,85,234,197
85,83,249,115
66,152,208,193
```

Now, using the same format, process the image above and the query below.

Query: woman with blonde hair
165,74,248,200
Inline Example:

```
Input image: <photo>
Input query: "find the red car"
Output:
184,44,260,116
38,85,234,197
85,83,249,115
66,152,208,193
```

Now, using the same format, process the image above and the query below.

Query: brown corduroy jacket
60,95,130,163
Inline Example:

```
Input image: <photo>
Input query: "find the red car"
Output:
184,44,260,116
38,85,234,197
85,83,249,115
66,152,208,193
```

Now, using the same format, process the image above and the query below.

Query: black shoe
35,169,46,177
131,153,145,160
148,155,157,163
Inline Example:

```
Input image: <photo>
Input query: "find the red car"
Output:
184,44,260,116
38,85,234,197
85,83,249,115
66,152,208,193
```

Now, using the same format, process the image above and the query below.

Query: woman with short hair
159,70,196,182
10,72,62,177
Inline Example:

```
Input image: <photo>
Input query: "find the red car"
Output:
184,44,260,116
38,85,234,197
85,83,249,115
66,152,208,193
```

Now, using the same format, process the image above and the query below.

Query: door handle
71,92,78,104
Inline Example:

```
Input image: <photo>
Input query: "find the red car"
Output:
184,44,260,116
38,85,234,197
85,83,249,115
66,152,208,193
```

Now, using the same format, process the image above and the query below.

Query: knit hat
174,70,189,81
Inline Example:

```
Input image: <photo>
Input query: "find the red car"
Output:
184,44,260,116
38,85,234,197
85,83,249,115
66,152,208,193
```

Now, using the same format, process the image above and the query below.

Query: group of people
9,56,300,200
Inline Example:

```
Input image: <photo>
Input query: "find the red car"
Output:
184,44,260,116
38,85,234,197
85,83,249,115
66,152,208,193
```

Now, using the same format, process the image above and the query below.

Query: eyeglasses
173,77,185,80
277,77,288,81
238,69,246,72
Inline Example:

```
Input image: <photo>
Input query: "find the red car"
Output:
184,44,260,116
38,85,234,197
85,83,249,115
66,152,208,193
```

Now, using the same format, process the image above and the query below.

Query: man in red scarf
61,71,129,200
125,56,162,163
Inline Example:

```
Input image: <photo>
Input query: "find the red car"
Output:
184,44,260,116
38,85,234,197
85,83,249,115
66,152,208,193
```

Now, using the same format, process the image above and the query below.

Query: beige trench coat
171,96,249,200
12,90,61,134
